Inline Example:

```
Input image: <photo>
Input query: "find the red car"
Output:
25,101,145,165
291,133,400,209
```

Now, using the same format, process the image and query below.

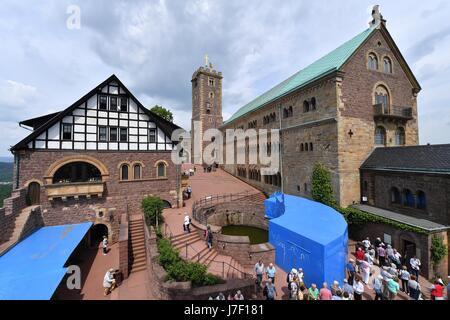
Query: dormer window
99,95,107,110
62,124,72,140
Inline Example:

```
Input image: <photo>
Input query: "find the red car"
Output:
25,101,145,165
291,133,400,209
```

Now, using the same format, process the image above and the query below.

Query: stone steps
129,217,147,274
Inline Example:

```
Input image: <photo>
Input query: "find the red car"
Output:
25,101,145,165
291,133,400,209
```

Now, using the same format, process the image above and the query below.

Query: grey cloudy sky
1,0,449,157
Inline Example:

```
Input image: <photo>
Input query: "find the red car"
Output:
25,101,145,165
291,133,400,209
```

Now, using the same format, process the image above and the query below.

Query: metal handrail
207,259,254,280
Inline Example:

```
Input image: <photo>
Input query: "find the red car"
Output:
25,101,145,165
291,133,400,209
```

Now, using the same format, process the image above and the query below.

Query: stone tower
191,56,223,164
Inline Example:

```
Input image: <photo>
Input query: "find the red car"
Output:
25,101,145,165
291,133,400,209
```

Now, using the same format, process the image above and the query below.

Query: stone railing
373,104,413,120
118,214,129,280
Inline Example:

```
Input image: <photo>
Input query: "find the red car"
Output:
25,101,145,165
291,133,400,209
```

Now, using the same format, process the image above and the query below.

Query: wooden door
27,182,40,205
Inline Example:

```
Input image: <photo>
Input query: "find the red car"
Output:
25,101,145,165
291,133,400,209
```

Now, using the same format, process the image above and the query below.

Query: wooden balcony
374,104,413,121
46,181,105,201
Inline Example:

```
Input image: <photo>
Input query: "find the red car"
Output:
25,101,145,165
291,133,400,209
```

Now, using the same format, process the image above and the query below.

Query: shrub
430,235,448,272
156,237,222,287
311,163,337,207
142,196,164,226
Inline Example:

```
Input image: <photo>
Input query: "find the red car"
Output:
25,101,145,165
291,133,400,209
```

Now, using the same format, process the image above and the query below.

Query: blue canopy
267,194,348,286
0,222,92,300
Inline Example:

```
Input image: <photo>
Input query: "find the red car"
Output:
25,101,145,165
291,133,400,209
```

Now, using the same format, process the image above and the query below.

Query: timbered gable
13,75,180,152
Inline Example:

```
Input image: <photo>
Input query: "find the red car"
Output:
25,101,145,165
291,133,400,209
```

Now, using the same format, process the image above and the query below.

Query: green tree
150,105,173,123
142,196,164,226
430,235,448,275
311,163,337,207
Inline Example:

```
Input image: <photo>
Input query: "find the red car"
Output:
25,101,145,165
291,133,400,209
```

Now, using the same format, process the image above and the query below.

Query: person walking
353,276,365,301
319,282,332,300
399,266,411,294
408,275,421,300
297,268,304,286
409,256,421,280
254,260,265,291
266,263,276,285
355,247,365,272
184,213,191,233
102,235,108,255
360,260,371,284
206,226,213,249
264,278,277,300
362,237,371,251
430,279,445,300
377,244,386,267
372,275,384,300
346,259,356,285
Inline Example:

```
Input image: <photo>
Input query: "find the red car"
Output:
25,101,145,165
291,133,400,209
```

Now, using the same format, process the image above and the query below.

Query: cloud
0,80,39,121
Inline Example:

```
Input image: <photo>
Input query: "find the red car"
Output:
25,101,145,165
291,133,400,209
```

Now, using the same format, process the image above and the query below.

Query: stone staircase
0,205,38,255
171,231,250,280
129,216,147,273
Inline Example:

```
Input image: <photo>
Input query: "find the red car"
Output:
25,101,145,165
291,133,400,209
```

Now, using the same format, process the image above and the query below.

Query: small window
157,162,166,178
133,164,142,180
121,165,129,181
120,98,127,112
303,100,310,113
300,143,304,152
368,53,378,70
99,95,107,110
395,127,405,146
403,189,415,208
304,183,308,193
110,97,118,111
209,92,214,99
62,124,72,140
311,98,316,111
99,126,107,141
309,143,313,151
391,187,401,204
416,191,426,210
110,127,118,142
149,129,156,143
305,143,309,151
208,78,215,86
375,126,386,146
120,128,128,142
384,57,392,74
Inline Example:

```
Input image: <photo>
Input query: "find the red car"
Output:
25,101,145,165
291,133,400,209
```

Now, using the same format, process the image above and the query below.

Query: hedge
157,238,223,287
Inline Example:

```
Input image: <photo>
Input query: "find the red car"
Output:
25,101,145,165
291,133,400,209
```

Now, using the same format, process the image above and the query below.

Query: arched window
390,187,401,204
53,162,102,184
303,100,310,113
375,126,386,146
375,85,390,114
283,108,288,118
300,143,304,152
309,143,313,151
121,164,129,181
157,162,167,178
305,143,309,151
383,57,392,73
133,164,142,180
368,53,378,70
416,191,427,210
395,127,405,146
288,106,293,117
403,189,415,208
311,98,316,110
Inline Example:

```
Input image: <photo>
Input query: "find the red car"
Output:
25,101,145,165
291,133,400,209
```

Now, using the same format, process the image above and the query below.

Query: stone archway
89,223,109,248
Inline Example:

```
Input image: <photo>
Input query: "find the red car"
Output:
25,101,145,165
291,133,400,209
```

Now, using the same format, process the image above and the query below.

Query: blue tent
266,194,348,287
0,222,92,300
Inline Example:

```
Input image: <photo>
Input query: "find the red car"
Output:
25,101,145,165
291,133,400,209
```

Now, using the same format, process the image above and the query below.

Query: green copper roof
225,27,376,125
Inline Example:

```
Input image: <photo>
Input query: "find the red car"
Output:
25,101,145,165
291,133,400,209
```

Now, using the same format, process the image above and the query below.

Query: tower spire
204,54,209,67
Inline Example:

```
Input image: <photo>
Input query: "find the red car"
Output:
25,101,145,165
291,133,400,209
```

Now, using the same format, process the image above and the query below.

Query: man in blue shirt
346,259,356,285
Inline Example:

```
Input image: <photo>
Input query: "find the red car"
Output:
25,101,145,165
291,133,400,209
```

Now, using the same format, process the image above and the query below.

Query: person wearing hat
372,274,384,300
102,235,108,255
430,279,445,300
103,268,117,296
